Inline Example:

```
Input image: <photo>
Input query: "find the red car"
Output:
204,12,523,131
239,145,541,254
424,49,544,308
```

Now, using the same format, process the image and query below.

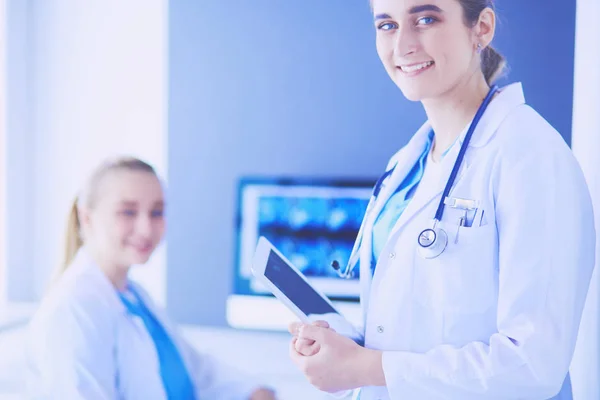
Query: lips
129,243,153,253
397,61,434,75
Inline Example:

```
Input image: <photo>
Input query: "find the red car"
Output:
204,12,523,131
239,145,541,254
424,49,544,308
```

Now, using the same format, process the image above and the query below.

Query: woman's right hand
249,388,277,400
288,320,331,356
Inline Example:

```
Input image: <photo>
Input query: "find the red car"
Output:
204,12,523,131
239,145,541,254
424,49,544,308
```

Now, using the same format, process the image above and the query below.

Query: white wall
0,0,6,305
4,0,35,303
570,0,600,399
5,0,168,306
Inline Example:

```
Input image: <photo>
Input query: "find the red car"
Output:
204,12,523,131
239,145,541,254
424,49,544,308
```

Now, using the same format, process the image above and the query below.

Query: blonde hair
59,156,157,274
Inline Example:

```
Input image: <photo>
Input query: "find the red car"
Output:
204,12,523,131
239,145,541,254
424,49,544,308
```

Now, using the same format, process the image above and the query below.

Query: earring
476,43,483,54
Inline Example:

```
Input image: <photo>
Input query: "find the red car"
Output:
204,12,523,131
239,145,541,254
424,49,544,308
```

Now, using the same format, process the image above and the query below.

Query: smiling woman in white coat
26,157,276,400
288,1,596,399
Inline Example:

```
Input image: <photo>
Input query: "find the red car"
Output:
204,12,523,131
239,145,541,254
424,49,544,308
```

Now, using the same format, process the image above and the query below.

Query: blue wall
167,1,575,325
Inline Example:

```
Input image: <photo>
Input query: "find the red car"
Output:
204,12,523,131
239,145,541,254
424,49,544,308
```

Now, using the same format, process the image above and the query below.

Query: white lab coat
354,83,595,400
26,248,261,400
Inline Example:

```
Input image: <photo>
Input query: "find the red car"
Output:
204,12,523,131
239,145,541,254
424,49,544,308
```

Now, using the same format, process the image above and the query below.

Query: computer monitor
227,177,374,330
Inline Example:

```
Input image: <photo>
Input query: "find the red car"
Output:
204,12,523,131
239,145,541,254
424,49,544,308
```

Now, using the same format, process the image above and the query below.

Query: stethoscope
332,85,499,279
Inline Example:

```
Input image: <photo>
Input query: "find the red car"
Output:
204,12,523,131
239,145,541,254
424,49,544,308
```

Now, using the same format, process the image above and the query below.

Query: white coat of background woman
27,157,277,400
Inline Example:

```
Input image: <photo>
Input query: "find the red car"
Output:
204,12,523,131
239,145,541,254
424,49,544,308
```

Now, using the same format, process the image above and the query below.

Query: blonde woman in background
26,156,276,400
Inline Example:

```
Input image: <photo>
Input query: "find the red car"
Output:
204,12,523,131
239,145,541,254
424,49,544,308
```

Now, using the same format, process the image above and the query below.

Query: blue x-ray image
257,195,368,279
258,197,366,233
326,199,365,232
236,179,374,299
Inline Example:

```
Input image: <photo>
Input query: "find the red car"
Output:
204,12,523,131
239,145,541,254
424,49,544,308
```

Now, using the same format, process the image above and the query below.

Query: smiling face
79,169,166,269
372,0,485,101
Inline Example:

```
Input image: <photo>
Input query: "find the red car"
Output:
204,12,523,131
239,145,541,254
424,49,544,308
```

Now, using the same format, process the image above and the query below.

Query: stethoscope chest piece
417,225,448,259
415,85,498,261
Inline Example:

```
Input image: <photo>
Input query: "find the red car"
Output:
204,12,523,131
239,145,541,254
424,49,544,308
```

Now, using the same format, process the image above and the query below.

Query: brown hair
60,156,157,273
459,0,506,84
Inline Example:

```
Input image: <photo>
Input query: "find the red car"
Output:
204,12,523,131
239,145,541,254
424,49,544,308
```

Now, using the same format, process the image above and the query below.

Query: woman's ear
78,206,91,240
474,7,496,49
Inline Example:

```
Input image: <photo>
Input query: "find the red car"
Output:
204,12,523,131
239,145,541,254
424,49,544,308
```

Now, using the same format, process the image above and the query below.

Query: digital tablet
251,236,363,341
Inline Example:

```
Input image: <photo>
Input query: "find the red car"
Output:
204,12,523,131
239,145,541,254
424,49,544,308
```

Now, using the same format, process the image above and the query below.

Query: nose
135,214,153,238
393,23,418,59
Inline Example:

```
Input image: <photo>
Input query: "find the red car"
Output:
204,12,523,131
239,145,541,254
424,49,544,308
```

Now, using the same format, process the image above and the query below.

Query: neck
86,244,130,291
423,72,490,160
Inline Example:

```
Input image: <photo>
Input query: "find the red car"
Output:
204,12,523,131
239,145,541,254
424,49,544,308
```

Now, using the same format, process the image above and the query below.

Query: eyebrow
374,5,442,20
119,201,138,207
409,4,442,14
374,13,392,20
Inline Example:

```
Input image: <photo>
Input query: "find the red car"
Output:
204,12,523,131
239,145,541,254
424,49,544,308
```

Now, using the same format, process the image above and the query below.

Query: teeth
401,61,433,73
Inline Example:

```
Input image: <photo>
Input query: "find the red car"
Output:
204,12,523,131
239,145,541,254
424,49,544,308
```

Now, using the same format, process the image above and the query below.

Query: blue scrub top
372,131,455,265
119,285,196,400
360,131,454,399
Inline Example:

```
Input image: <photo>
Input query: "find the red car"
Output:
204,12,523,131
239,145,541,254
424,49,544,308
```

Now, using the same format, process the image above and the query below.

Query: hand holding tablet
251,236,363,343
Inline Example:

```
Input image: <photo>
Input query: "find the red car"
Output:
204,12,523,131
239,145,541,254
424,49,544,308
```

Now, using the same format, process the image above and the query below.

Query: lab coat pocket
413,221,498,314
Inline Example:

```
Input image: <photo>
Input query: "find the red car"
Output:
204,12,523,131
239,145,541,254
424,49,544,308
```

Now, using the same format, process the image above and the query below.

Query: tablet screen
264,249,338,317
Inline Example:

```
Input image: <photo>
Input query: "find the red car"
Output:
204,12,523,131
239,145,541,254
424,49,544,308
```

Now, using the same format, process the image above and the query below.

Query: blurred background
0,0,599,399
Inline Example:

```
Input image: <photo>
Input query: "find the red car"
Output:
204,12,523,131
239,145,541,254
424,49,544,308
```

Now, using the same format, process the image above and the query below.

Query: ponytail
61,197,83,273
481,45,506,85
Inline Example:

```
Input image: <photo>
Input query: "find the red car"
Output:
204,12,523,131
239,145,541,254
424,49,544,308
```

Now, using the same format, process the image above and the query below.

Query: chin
392,75,441,102
126,249,155,265
393,82,425,102
398,89,425,102
123,245,156,264
400,85,451,103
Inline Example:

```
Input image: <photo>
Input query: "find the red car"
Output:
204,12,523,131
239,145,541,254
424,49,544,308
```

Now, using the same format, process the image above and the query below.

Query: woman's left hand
249,387,277,400
289,324,385,393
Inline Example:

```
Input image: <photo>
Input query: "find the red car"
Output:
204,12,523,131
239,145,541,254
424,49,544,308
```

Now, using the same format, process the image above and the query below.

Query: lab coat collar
458,82,526,148
394,82,526,156
358,121,432,305
70,246,127,314
377,82,526,239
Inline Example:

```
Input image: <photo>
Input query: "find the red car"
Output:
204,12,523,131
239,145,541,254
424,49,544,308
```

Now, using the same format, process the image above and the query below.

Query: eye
151,209,164,218
416,16,436,26
377,21,398,31
121,209,137,217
